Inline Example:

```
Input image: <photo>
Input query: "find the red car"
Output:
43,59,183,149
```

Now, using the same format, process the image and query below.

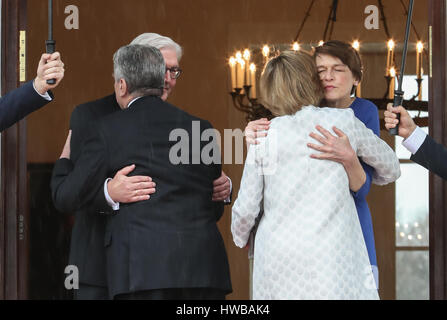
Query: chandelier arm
235,95,253,114
293,0,316,42
399,0,421,41
327,0,339,41
377,0,392,39
322,1,335,41
328,15,336,40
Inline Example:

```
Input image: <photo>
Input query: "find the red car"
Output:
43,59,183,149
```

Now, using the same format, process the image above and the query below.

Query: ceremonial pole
389,0,415,135
46,0,56,85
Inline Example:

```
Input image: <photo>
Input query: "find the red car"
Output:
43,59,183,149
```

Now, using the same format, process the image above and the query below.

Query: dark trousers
74,283,109,300
114,288,226,300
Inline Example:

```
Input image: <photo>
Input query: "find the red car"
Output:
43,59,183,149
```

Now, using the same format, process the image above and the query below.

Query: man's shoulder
148,98,213,128
164,102,211,127
72,94,119,118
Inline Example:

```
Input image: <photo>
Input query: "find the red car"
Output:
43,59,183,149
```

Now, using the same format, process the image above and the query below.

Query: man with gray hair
52,33,231,300
131,33,182,101
52,44,232,300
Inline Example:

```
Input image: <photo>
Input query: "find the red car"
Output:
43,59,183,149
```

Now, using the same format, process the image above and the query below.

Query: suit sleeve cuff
402,126,427,155
32,80,52,101
224,176,233,204
104,178,120,211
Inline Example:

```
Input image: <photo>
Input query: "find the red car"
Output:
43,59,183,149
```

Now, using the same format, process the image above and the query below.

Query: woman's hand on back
307,125,356,165
308,125,366,192
244,118,271,146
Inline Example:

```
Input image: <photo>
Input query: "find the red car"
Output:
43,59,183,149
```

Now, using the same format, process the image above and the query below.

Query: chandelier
227,0,428,128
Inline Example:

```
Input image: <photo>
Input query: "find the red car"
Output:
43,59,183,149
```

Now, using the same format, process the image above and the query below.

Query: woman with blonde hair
246,41,382,285
231,50,400,300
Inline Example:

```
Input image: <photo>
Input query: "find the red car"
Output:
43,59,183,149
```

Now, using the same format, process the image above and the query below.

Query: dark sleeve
351,102,380,198
351,162,373,199
67,105,112,213
51,125,110,213
0,81,52,132
411,135,447,180
202,119,225,221
69,105,91,162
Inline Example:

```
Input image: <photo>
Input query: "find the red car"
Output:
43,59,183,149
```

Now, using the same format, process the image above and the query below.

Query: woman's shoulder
351,98,379,114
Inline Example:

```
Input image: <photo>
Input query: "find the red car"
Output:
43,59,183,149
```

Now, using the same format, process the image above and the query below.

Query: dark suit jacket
411,134,447,180
0,80,52,131
51,95,232,298
52,94,120,287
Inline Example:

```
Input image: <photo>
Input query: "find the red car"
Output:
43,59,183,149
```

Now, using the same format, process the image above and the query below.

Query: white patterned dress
231,106,400,300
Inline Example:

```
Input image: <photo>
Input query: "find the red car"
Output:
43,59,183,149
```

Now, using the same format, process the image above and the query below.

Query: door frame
0,0,28,300
428,0,447,300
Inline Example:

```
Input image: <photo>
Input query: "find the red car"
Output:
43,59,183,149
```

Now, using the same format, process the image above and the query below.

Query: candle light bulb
243,49,251,61
388,39,395,50
318,40,324,47
390,67,396,77
262,45,270,57
417,41,424,53
235,51,242,60
229,56,236,67
249,63,256,72
352,40,360,51
292,42,300,51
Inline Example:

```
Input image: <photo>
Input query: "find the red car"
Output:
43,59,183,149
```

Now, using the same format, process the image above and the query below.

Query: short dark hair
314,40,363,83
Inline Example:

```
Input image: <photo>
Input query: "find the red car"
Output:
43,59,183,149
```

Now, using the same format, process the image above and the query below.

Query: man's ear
118,78,128,97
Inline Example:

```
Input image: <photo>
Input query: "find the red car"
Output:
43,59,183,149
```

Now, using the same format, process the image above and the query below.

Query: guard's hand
384,103,417,139
60,130,71,159
34,52,65,95
212,171,231,202
244,118,271,146
107,165,156,204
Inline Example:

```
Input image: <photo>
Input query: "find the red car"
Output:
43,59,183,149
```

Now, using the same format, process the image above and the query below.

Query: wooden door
0,0,28,300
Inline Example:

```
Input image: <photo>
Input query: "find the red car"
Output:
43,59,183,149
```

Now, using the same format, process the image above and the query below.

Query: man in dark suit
385,103,447,179
52,45,232,299
0,52,64,131
52,34,231,300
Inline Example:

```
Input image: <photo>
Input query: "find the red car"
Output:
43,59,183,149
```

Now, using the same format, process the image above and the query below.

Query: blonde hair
260,50,323,116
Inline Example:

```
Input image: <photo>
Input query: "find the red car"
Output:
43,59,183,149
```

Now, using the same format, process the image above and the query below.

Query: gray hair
130,33,183,61
113,44,165,96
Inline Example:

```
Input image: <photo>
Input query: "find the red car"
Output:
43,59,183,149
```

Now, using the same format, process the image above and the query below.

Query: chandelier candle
229,57,236,90
389,67,396,100
416,41,423,80
352,40,361,97
386,39,395,76
243,49,251,86
237,59,245,89
262,45,269,65
249,63,256,99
